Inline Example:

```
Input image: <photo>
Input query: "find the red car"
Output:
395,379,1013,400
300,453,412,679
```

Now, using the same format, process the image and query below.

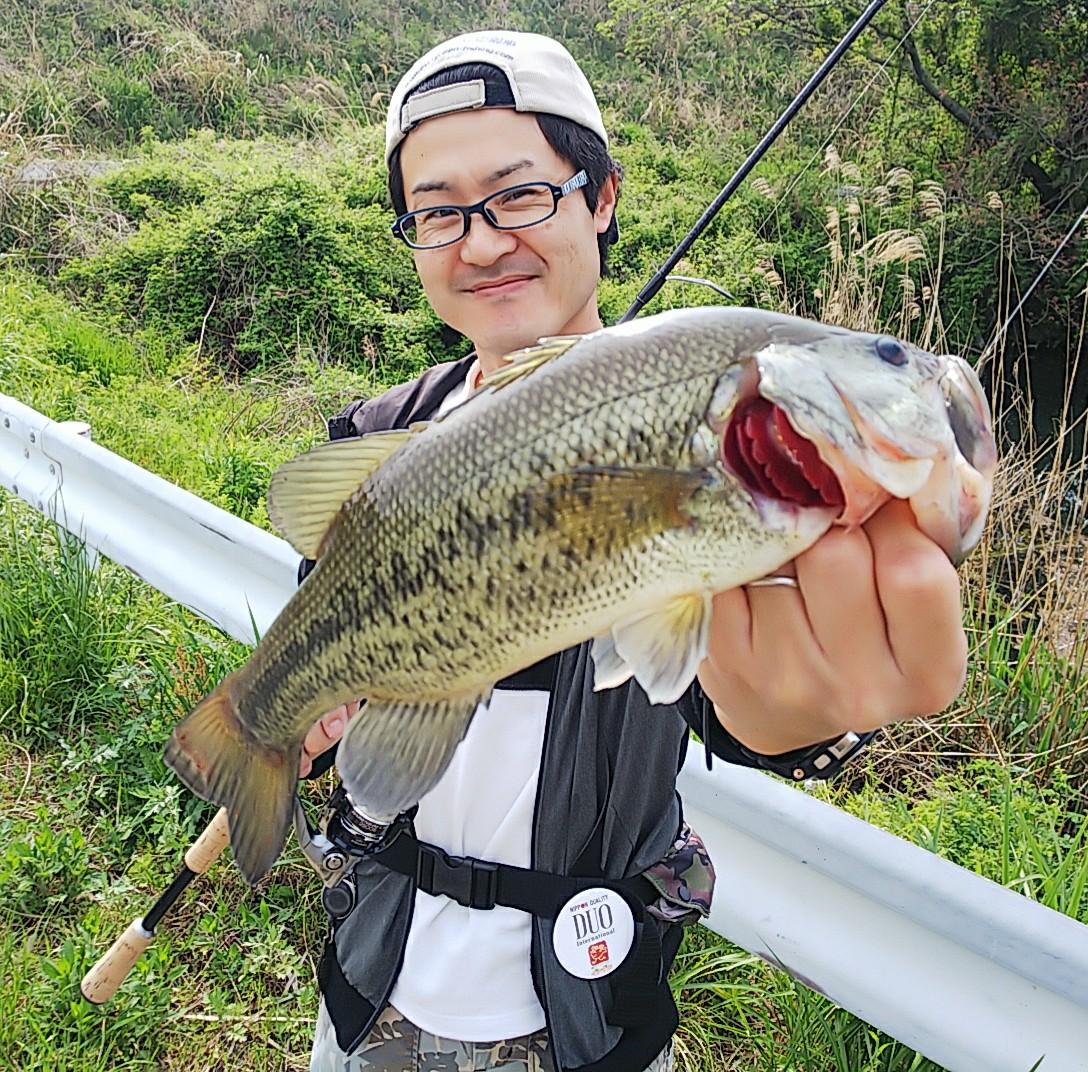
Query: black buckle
416,844,499,910
327,414,352,441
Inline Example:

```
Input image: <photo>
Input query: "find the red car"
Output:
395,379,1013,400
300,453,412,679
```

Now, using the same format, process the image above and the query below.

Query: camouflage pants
309,1002,675,1072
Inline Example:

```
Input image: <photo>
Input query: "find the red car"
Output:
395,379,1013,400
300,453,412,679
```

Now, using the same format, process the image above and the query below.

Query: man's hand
697,500,968,755
299,699,363,777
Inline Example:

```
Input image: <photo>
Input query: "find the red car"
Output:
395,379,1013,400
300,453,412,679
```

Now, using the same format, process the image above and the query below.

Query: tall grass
0,505,141,745
760,149,1088,794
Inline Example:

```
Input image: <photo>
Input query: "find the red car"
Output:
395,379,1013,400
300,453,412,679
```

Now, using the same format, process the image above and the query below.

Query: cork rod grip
80,918,154,1004
184,808,230,873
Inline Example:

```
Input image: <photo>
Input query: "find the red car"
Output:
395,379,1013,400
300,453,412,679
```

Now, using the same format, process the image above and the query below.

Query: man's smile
466,274,538,296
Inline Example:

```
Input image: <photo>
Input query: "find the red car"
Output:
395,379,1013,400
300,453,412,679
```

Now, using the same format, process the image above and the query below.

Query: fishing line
756,0,939,238
620,0,893,321
978,199,1088,373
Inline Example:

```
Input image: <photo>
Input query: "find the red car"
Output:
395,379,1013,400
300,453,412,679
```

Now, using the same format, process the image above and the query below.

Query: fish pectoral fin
267,430,416,558
591,632,635,691
532,467,707,550
482,335,584,390
336,691,488,818
163,675,298,887
611,592,714,705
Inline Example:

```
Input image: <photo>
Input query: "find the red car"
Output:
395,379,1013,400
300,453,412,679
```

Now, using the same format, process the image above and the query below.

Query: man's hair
388,62,622,276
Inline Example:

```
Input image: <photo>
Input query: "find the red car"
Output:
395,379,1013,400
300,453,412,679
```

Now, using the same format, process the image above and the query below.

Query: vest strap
371,830,658,918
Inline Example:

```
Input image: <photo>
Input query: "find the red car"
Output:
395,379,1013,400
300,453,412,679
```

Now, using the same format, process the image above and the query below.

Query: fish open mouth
722,398,845,510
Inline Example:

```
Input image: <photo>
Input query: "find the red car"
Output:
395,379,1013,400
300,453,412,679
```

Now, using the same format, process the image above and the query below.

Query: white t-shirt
388,359,550,1039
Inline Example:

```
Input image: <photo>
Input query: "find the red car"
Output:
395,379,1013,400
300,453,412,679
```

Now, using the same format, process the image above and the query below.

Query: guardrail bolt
28,432,36,443
23,448,29,459
49,464,56,475
2,417,9,428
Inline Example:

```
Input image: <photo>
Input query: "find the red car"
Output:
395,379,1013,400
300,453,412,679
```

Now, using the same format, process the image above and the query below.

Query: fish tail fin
164,677,296,887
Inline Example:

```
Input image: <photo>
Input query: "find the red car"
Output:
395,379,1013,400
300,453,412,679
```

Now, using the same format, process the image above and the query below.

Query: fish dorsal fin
482,335,583,390
267,429,416,558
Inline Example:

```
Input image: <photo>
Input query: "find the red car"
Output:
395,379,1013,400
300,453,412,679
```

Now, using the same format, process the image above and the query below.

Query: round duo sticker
551,887,635,980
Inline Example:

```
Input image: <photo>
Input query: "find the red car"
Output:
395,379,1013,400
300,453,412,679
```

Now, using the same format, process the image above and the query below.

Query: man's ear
594,171,619,236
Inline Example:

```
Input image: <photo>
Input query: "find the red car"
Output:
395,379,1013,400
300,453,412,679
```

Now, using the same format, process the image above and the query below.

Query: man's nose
459,212,518,265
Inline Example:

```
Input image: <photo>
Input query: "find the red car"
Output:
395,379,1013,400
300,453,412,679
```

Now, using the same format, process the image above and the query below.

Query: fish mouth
722,397,845,512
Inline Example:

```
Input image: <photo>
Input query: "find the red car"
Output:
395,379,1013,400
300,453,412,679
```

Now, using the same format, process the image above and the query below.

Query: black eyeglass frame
391,170,589,250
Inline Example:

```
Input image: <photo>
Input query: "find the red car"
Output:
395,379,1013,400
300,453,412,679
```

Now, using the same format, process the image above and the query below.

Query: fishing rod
621,0,891,323
81,809,229,1004
81,0,892,1006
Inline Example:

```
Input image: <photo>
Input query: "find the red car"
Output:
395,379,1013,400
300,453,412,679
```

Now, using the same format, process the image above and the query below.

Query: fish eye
875,336,909,367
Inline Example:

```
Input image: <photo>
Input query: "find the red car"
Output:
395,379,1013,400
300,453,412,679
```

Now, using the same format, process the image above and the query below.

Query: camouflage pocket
642,822,716,926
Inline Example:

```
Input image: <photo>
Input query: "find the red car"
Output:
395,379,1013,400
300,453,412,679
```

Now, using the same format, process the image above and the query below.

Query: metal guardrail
0,393,299,641
3,391,1088,1070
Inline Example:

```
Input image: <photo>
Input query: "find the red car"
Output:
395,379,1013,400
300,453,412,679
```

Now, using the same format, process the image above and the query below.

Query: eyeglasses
392,171,589,250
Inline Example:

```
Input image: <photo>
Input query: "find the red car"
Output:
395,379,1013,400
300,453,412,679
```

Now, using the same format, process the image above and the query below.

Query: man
301,30,967,1072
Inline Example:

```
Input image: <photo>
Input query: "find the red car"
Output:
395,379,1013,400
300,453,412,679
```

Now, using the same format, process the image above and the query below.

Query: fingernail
329,717,344,735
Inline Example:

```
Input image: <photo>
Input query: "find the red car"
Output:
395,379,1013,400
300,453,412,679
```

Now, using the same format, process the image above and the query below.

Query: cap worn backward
385,30,607,164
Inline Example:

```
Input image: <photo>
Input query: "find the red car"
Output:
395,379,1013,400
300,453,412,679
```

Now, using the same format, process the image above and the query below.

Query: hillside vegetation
1,2,1086,1070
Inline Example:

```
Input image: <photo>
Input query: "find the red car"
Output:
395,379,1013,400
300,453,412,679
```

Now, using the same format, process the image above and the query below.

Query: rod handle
184,807,230,873
80,918,154,1004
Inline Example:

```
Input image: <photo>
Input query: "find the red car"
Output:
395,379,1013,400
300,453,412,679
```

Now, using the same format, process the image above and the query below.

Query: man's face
397,108,616,361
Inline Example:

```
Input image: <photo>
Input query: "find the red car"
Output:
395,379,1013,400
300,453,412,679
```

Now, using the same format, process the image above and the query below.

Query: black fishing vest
301,355,762,1072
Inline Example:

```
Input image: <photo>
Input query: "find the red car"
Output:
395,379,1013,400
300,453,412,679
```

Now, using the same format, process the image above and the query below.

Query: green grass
0,496,323,1070
0,270,389,528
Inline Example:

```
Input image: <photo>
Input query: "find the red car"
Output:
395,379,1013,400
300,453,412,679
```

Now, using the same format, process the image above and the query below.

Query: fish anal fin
267,430,416,558
482,335,583,390
336,692,487,818
163,676,298,886
611,592,714,705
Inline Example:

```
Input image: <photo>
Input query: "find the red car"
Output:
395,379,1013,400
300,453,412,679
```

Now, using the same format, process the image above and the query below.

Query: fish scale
246,338,720,702
163,305,996,885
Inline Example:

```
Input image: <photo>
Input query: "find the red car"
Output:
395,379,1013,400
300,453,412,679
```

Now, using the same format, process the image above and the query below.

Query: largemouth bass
164,306,996,885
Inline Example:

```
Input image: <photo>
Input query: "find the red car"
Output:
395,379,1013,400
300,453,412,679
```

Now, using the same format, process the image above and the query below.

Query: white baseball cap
385,30,607,164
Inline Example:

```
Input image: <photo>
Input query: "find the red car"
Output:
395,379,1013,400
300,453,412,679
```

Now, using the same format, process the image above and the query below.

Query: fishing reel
294,785,408,919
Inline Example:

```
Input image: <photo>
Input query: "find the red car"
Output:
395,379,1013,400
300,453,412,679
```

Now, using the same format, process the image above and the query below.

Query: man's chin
469,319,555,361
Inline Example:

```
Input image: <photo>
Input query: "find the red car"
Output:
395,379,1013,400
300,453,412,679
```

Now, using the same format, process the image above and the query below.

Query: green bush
100,157,211,224
210,449,273,517
62,166,448,377
0,817,92,918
